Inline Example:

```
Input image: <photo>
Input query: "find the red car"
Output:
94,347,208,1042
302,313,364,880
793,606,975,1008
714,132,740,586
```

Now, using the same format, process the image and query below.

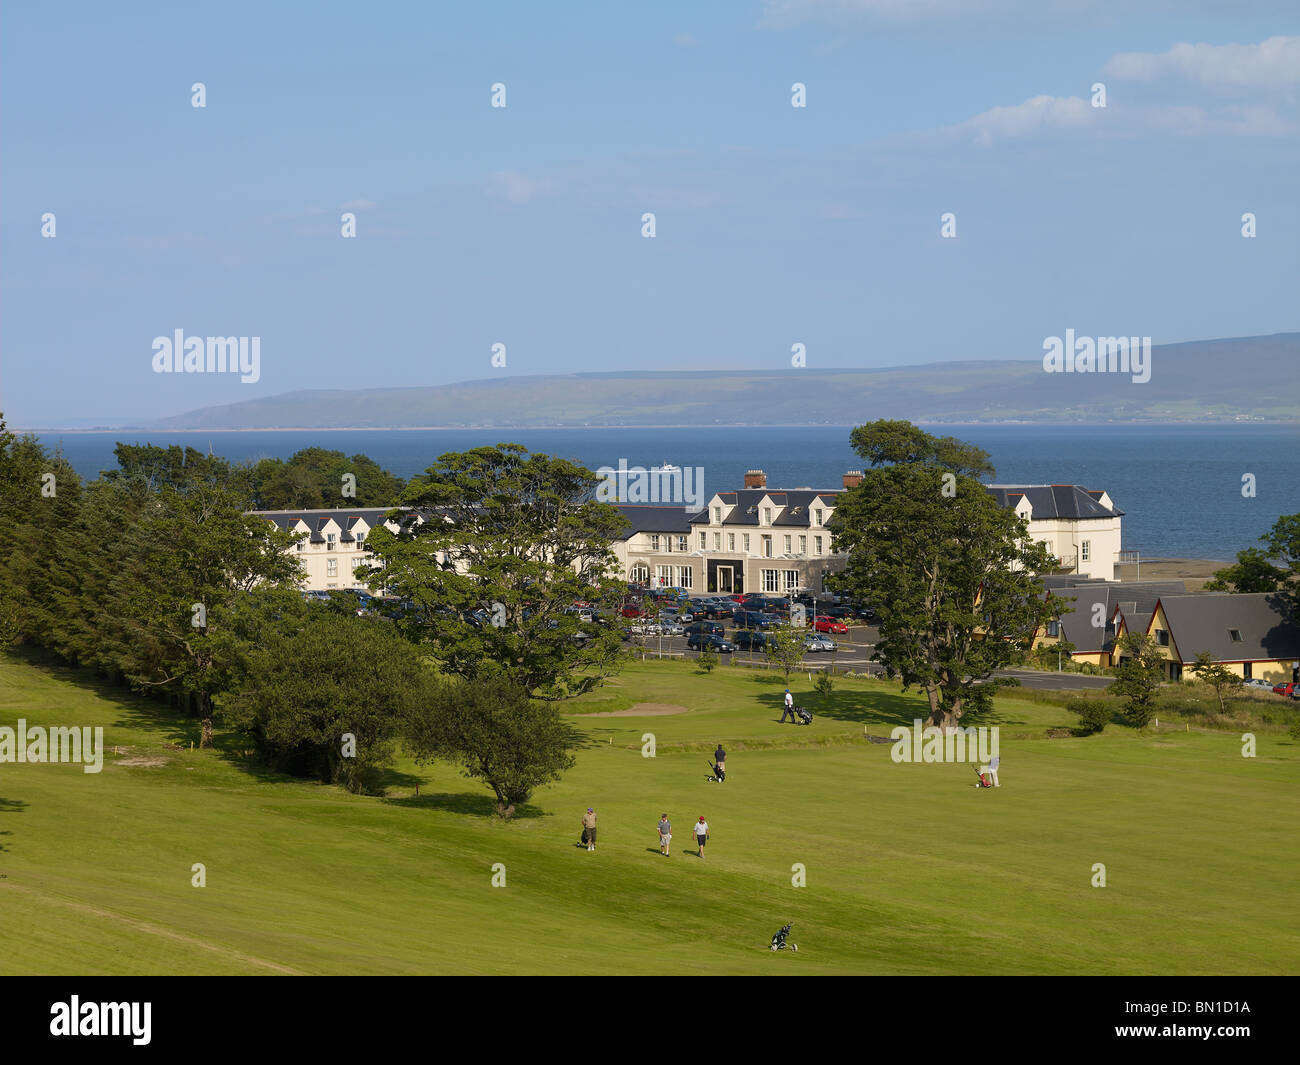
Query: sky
2,0,1297,426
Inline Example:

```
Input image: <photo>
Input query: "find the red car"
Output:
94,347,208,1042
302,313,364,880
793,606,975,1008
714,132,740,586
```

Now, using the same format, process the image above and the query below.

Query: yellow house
1142,593,1300,684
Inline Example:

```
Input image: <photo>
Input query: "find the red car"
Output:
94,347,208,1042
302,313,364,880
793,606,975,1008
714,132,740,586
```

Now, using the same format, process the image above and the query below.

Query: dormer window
814,509,823,526
763,507,772,525
326,533,337,551
714,507,722,524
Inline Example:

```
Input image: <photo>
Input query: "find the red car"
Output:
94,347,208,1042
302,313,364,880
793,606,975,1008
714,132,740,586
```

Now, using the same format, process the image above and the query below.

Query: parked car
688,632,736,653
685,620,725,637
733,629,772,651
814,615,849,635
658,620,686,636
1242,678,1272,690
1271,681,1297,697
734,609,780,629
630,621,664,636
804,634,838,652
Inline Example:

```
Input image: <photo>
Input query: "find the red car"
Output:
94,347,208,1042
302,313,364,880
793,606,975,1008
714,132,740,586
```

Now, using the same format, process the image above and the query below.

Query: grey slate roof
985,484,1124,520
698,488,841,529
612,504,695,540
250,507,402,542
1041,579,1189,653
1152,593,1300,664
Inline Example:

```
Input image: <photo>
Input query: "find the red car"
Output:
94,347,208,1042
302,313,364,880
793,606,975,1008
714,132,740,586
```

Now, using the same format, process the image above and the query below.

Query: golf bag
971,764,992,789
794,706,813,726
769,922,797,952
581,827,591,844
707,760,726,783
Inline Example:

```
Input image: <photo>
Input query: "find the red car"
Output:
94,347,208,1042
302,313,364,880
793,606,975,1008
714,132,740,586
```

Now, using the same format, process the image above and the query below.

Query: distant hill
147,333,1299,429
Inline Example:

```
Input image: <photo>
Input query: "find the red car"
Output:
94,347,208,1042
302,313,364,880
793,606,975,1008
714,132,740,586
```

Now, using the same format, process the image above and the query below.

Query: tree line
0,419,623,814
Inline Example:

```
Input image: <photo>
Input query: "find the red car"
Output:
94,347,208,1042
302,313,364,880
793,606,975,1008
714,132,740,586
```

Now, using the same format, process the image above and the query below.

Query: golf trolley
770,922,798,952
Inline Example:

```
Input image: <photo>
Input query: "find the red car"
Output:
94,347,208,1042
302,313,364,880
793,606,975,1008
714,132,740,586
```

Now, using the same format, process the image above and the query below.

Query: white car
804,634,838,653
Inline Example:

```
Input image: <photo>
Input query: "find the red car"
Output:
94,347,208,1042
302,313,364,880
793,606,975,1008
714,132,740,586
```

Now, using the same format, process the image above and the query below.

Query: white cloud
488,170,538,205
1105,36,1300,91
944,94,1098,146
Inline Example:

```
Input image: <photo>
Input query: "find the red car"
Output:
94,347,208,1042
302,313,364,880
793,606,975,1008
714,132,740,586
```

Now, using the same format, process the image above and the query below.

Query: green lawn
1,652,1296,974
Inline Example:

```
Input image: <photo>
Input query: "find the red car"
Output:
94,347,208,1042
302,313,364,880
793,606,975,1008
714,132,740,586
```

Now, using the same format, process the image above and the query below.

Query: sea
33,424,1300,563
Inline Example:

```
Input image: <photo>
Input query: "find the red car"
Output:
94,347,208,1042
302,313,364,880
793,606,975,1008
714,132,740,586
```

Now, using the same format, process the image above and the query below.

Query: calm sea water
35,425,1300,562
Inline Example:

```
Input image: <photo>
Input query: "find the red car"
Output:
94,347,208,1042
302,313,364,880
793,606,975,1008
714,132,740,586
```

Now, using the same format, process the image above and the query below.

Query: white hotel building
252,474,1124,592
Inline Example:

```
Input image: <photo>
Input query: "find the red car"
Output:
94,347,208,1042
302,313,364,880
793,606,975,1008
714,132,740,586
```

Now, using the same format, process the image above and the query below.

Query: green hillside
2,651,1297,975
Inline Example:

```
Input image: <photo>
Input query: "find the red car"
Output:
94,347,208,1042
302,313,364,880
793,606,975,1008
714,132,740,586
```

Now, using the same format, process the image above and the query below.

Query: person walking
658,813,672,856
780,688,797,723
695,816,709,858
714,744,726,780
582,807,597,851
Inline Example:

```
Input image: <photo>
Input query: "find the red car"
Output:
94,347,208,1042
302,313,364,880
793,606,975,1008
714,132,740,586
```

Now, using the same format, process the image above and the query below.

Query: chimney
843,470,863,490
744,469,767,489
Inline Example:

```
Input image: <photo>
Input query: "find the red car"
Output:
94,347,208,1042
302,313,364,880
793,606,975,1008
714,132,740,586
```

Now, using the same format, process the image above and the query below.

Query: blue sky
2,0,1297,426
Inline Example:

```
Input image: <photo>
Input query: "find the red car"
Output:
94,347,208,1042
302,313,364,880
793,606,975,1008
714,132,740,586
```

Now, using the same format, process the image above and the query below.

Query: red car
621,605,645,618
1272,681,1297,697
814,615,848,634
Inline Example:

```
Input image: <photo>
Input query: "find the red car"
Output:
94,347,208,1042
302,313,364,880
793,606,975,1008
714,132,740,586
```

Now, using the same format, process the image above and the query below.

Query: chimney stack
744,469,767,489
842,470,863,490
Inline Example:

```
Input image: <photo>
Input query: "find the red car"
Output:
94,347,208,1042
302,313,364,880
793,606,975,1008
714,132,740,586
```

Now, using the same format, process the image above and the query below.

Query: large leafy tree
93,444,303,745
364,444,628,697
0,417,84,648
406,673,581,817
1205,514,1300,617
250,447,404,509
220,600,436,792
831,421,1059,729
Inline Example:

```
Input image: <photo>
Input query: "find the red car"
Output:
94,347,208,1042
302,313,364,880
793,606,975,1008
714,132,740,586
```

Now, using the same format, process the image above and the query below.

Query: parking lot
626,621,1117,690
626,621,883,672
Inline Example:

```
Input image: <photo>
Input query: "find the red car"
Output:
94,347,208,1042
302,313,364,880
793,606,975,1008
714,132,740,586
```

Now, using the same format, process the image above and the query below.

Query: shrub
813,670,834,696
697,647,718,673
1067,698,1111,734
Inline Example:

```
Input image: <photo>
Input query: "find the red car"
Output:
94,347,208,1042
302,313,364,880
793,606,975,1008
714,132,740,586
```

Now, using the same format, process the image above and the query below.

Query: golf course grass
1,651,1296,974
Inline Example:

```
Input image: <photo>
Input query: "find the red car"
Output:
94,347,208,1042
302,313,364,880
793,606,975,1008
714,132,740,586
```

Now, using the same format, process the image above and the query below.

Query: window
699,533,707,549
762,569,779,592
355,533,366,550
728,533,735,551
296,542,304,552
656,565,672,587
742,534,750,552
799,535,807,554
762,535,773,558
1081,540,1091,562
679,566,693,589
1155,629,1169,646
713,532,721,550
783,535,792,554
326,533,337,551
1046,620,1060,637
650,534,660,551
327,559,338,577
815,536,823,555
784,570,798,592
630,563,650,583
1228,629,1243,643
814,509,823,526
677,536,687,552
763,507,772,525
714,507,722,524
